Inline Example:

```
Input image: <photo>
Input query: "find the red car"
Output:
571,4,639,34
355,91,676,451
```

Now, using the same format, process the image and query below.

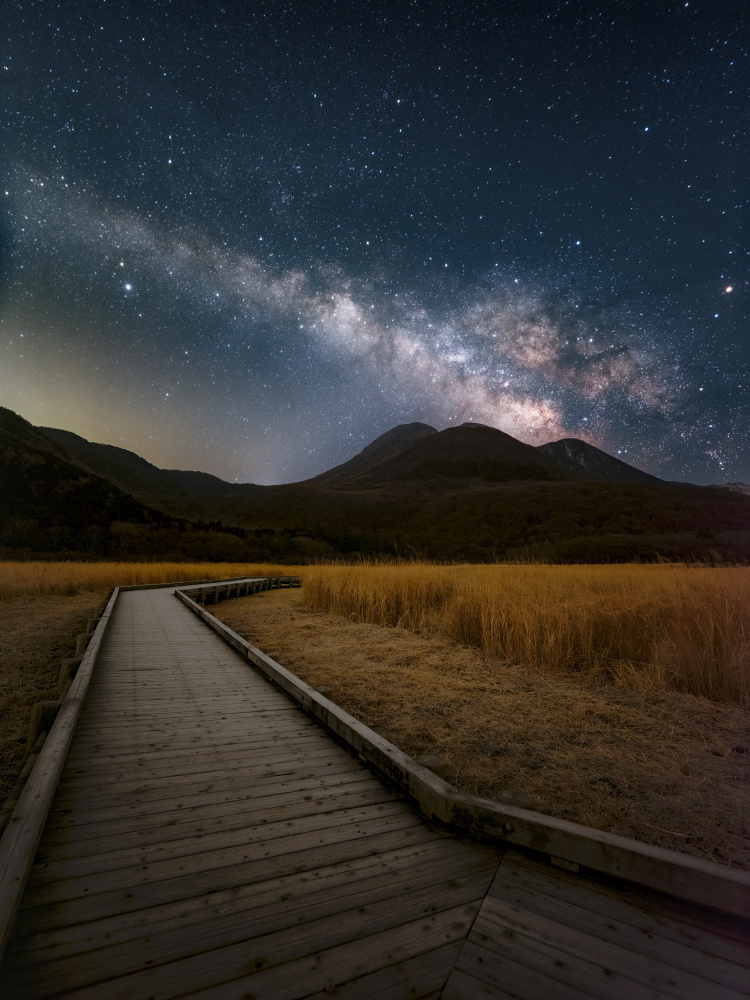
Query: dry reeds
302,564,750,703
0,561,304,601
2,560,747,703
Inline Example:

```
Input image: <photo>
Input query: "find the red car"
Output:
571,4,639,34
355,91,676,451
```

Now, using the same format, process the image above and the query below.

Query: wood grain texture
444,850,750,1000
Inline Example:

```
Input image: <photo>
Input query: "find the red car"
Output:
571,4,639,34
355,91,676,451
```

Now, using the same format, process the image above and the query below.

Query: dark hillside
0,408,164,553
3,407,747,563
42,426,265,522
230,478,750,562
538,438,663,484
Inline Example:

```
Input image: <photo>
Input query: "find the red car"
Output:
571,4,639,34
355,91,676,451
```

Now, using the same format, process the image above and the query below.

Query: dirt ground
0,591,106,810
215,588,750,870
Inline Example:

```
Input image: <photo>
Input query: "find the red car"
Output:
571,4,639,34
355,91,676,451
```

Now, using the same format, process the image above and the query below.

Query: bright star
124,283,132,291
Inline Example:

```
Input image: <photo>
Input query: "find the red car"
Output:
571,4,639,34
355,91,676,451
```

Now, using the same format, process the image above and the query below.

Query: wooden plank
13,836,485,945
491,853,750,988
4,862,490,995
21,810,427,908
28,803,424,902
77,700,301,716
451,939,617,1000
173,906,478,1000
496,852,750,965
66,716,318,747
64,732,334,763
42,774,387,839
67,709,307,734
72,695,296,709
11,840,496,961
44,770,376,829
63,732,333,771
8,901,481,1000
55,756,362,799
49,757,366,810
468,894,747,1000
56,743,355,790
443,964,545,1000
258,943,459,1000
66,727,321,755
28,801,412,884
38,783,398,859
16,825,441,930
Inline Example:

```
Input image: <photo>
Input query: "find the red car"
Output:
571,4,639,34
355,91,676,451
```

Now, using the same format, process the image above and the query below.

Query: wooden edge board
175,582,750,919
0,587,120,966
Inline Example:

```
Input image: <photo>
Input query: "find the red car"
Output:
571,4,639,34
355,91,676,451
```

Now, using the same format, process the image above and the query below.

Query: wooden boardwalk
1,584,748,998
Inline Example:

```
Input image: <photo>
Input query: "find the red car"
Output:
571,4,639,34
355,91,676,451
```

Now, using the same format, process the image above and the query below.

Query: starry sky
1,1,747,485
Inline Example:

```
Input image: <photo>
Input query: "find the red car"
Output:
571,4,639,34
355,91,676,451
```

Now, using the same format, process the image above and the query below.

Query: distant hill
0,407,165,553
2,407,747,563
537,438,663,484
42,426,265,522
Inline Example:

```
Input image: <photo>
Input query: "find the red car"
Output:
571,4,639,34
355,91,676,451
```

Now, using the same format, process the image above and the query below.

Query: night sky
1,1,747,485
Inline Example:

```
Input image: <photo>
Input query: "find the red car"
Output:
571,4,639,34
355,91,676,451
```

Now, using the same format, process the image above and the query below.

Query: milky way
1,2,747,484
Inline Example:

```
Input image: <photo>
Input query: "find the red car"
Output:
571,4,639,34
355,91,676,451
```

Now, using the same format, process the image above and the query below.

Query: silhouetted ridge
3,407,746,564
340,423,580,485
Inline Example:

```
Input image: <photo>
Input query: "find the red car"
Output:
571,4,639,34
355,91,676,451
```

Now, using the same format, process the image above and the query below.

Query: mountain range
2,406,748,563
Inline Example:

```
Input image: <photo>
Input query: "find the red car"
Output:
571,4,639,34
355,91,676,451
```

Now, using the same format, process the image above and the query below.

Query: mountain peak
311,422,437,485
332,422,578,485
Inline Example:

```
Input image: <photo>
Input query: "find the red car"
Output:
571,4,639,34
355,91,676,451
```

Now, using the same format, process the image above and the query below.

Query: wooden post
57,658,82,697
26,702,62,755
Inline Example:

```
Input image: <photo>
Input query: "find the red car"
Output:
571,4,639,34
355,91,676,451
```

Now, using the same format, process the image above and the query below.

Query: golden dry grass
0,561,305,601
302,563,750,703
0,591,106,810
216,588,750,870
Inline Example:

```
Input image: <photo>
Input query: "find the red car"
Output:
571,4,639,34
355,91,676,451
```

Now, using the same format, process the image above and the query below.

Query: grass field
0,561,303,601
0,592,106,810
303,563,750,703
